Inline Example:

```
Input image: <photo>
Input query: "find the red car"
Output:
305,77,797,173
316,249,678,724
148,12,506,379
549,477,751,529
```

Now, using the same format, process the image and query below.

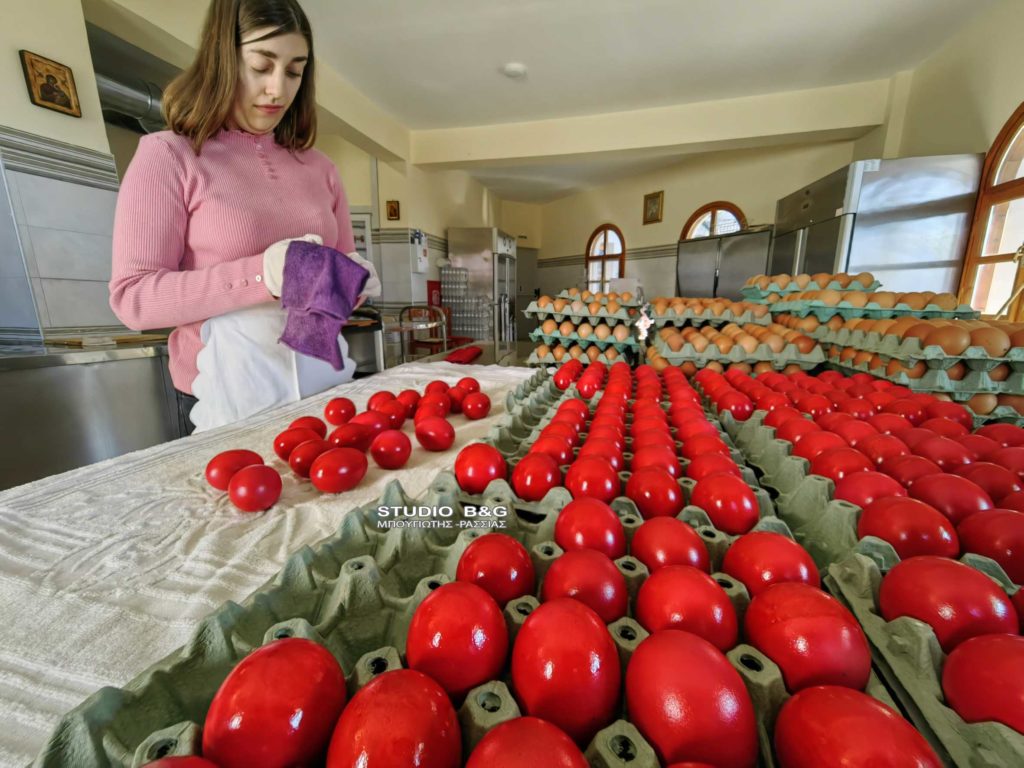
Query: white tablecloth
0,361,535,767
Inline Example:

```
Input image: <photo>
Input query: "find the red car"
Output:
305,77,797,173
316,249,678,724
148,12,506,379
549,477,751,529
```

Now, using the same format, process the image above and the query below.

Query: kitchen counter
0,340,169,371
0,358,536,766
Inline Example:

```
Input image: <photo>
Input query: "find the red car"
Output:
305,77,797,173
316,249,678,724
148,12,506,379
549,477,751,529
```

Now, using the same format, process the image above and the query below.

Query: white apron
189,303,355,433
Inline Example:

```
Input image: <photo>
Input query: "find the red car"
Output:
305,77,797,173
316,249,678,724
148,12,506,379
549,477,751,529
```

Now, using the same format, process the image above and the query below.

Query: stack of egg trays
503,367,552,411
528,328,642,351
525,349,636,368
555,291,644,308
650,334,824,369
522,301,635,327
33,461,888,768
771,298,979,321
823,357,1024,402
740,279,881,303
649,306,772,327
825,540,1024,768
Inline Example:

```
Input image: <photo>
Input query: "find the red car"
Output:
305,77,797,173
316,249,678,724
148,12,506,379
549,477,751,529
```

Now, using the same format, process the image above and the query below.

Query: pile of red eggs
203,377,490,512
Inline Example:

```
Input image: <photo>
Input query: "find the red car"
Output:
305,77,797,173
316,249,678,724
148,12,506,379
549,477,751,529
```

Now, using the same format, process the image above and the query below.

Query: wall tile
29,227,113,281
0,277,40,327
30,278,50,327
39,279,120,328
11,171,117,237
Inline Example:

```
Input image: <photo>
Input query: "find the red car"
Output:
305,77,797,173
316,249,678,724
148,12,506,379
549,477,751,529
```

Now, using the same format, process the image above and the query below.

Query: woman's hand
262,234,323,297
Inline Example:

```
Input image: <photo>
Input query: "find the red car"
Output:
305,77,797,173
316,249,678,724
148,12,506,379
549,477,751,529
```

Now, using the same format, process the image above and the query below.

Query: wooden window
959,102,1024,320
585,223,625,294
681,201,747,240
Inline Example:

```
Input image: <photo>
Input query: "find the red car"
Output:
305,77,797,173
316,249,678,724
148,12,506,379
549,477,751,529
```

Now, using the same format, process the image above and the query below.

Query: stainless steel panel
774,164,852,236
718,231,771,299
516,247,539,295
0,354,178,490
676,238,719,297
845,154,983,293
768,229,802,275
517,293,537,341
801,216,849,275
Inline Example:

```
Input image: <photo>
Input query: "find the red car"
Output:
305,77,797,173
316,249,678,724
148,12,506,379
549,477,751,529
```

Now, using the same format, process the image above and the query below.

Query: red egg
531,436,574,465
942,634,1024,735
744,582,870,692
915,435,975,471
510,452,561,502
626,466,685,519
626,630,757,768
630,517,710,573
774,686,941,768
635,566,738,650
554,497,626,559
685,453,742,481
511,598,620,744
856,433,910,467
454,443,508,495
957,509,1024,583
565,456,621,503
833,471,906,509
881,454,943,488
541,549,628,623
406,582,508,698
1002,491,1024,513
791,431,848,462
883,399,926,425
879,556,1018,652
775,418,822,444
829,419,879,448
995,446,1024,479
721,532,819,596
954,462,1023,503
868,412,914,436
908,473,994,525
810,447,874,483
977,423,1024,447
924,400,973,431
690,473,760,535
324,397,356,425
717,391,754,421
465,717,587,768
920,417,969,439
857,497,960,559
456,533,535,606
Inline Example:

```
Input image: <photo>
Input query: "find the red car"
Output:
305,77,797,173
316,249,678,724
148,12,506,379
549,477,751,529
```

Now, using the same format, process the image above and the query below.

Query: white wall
1,0,109,152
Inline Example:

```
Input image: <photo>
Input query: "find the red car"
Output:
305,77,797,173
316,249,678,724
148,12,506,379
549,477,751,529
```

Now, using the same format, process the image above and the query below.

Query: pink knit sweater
110,128,355,394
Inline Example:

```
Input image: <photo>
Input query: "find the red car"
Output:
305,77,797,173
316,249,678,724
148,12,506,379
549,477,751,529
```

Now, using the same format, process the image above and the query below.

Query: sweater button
240,278,248,287
225,282,232,289
255,274,263,283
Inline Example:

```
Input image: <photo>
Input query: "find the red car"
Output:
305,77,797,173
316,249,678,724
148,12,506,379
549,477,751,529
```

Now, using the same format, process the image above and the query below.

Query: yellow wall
540,141,855,259
1,0,109,152
316,133,373,208
901,0,1024,157
501,201,543,248
105,122,141,178
377,161,501,238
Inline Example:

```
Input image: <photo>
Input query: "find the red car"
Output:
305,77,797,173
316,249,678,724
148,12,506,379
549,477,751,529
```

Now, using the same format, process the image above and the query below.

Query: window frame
585,223,626,293
958,101,1024,320
680,201,748,240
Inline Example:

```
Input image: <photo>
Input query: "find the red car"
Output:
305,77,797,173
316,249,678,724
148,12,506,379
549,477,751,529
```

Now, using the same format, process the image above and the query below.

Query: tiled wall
0,163,40,339
374,228,446,305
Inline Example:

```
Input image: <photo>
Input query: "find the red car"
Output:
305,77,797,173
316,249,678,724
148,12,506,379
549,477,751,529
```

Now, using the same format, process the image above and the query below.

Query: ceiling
305,0,991,130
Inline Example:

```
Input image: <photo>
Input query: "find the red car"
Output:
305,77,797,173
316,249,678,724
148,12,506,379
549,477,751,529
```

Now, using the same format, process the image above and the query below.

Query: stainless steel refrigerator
770,155,983,293
447,227,517,352
676,229,772,299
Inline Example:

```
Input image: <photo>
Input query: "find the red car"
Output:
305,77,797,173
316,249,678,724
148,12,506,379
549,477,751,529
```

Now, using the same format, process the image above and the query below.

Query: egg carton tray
650,308,772,327
555,291,643,308
503,368,554,411
34,459,867,768
823,359,1024,395
523,301,635,326
651,335,825,367
826,542,1024,768
526,350,635,368
529,329,642,351
812,327,1024,369
741,280,882,301
771,299,979,321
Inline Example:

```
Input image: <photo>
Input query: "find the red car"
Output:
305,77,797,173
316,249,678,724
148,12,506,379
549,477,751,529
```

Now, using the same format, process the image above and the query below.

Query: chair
399,305,449,362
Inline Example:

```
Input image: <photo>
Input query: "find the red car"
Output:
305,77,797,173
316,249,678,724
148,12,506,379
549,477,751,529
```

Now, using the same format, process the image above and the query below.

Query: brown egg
542,319,558,334
967,393,998,414
722,323,742,338
577,322,594,338
1010,329,1024,350
613,324,630,342
538,295,552,308
854,350,874,367
793,274,812,289
568,288,580,297
588,300,603,315
811,273,833,289
774,274,792,290
856,320,876,334
930,293,958,311
828,345,841,360
667,334,685,352
646,346,659,360
753,361,774,375
581,291,594,302
705,361,725,373
946,362,966,381
841,347,859,363
989,364,1010,382
553,298,568,312
559,320,575,336
889,317,922,337
586,346,601,362
904,322,937,343
997,394,1024,415
781,364,802,375
690,334,710,353
970,327,1011,356
604,347,619,361
569,345,584,359
709,301,729,317
760,333,782,353
679,361,697,376
595,324,612,340
834,273,853,288
712,335,734,354
571,300,586,314
869,354,885,371
606,300,621,314
796,316,820,333
853,272,875,288
870,319,896,336
595,292,607,302
622,292,634,303
653,299,668,315
606,292,618,302
536,344,550,358
900,293,929,311
737,334,759,353
870,292,898,309
651,357,668,372
795,336,817,354
755,275,771,290
767,293,782,303
844,291,869,308
827,316,844,331
924,325,970,355
819,289,843,306
552,345,567,361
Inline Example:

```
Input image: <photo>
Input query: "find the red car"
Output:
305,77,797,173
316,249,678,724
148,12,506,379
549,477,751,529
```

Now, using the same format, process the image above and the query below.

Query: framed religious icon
386,200,401,221
20,50,81,118
643,190,664,225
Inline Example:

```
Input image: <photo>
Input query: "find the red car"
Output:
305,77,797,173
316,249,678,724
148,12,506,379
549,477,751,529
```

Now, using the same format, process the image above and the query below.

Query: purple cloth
278,240,369,370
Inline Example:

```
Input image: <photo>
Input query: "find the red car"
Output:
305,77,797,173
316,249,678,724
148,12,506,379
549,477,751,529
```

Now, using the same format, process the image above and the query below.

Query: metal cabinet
676,230,772,299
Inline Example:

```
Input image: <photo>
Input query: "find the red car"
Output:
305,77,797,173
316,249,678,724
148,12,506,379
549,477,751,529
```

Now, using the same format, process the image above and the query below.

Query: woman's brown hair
163,0,316,153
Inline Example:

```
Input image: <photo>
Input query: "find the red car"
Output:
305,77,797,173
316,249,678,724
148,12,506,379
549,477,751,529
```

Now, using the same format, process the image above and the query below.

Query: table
0,360,535,767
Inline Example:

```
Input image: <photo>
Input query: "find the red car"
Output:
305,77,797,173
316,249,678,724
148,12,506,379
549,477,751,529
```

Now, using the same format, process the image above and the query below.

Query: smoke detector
501,62,528,80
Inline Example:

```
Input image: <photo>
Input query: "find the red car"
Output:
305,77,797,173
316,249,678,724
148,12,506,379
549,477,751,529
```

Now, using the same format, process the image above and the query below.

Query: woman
110,0,379,433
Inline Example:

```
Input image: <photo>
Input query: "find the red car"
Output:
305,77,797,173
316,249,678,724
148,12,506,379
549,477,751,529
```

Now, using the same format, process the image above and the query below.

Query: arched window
959,102,1024,320
681,201,747,240
585,223,625,294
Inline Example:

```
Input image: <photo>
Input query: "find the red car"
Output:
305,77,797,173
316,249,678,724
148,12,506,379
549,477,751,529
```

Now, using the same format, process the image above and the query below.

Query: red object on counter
446,345,484,364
